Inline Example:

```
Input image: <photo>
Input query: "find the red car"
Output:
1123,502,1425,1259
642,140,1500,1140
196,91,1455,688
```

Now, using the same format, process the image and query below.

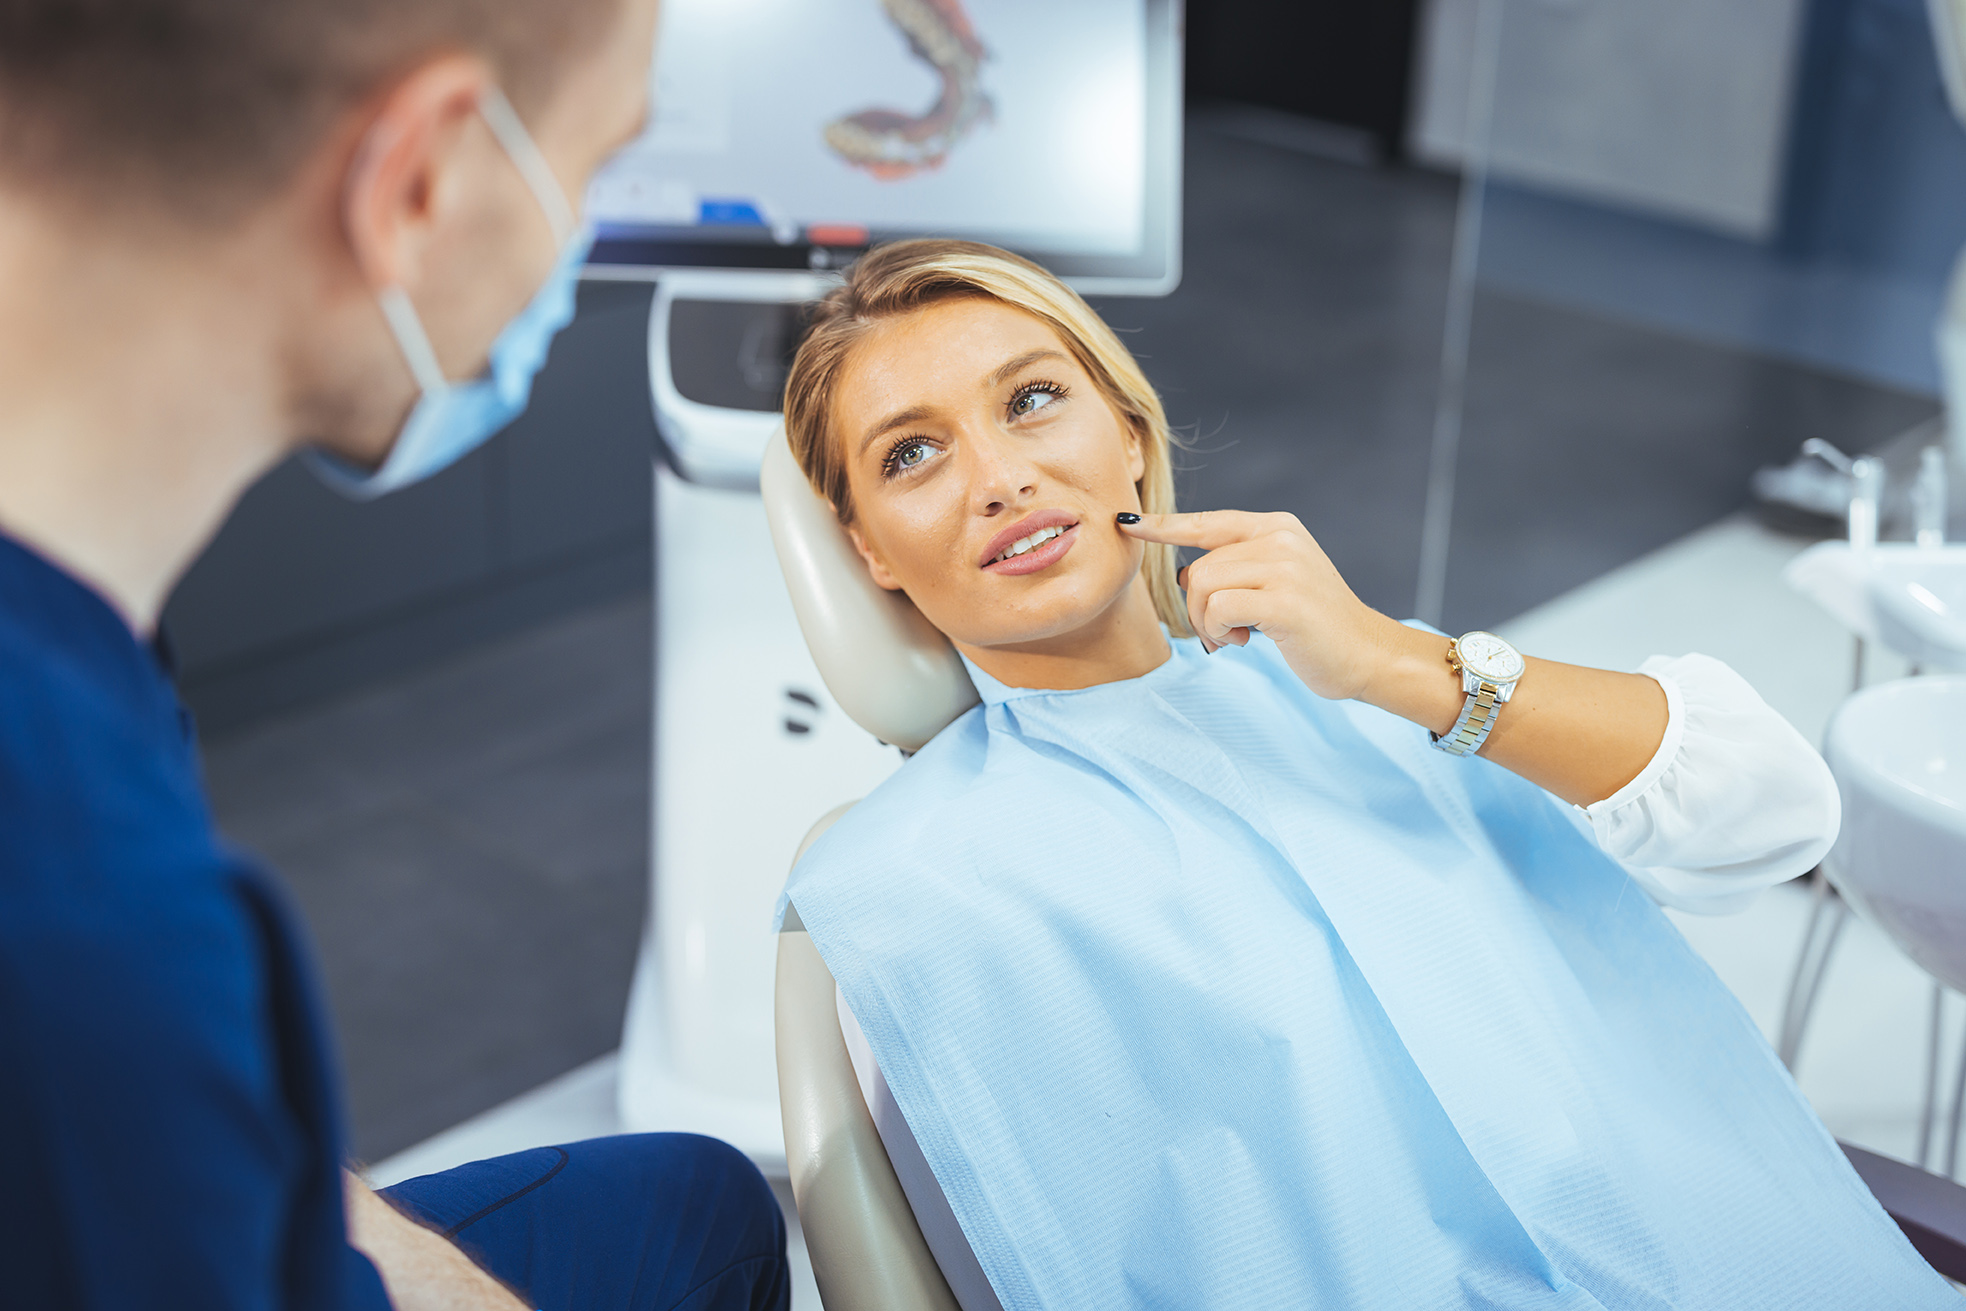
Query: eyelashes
876,379,1072,481
1009,379,1069,419
880,435,934,479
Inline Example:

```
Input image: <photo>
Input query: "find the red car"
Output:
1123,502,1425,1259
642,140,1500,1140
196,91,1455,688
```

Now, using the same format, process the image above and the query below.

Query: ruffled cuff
1580,654,1838,914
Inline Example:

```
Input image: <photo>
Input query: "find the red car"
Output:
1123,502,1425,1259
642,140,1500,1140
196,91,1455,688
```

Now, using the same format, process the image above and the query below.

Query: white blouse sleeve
1571,653,1840,915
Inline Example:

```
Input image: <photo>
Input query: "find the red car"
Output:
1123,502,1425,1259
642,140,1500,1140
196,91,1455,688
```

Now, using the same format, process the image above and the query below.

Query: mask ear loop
368,86,576,398
477,86,577,246
377,285,450,394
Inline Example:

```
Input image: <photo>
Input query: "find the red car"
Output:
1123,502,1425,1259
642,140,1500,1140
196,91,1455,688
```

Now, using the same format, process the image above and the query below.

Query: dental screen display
584,0,1177,291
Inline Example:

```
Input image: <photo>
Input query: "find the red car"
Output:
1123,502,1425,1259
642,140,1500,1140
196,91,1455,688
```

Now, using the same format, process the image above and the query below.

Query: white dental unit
578,0,1182,1170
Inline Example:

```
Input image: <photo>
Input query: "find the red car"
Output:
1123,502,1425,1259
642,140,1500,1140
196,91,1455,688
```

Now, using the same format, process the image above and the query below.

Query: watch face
1457,631,1524,684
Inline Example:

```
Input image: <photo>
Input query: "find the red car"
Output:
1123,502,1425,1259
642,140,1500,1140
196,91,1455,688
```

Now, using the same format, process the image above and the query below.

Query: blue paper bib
785,635,1950,1308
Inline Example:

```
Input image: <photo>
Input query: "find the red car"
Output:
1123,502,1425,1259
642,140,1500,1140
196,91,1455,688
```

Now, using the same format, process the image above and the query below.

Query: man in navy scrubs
0,2,789,1308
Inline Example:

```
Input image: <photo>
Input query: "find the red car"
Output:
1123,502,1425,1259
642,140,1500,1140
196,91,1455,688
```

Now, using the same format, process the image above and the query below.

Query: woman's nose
964,428,1039,517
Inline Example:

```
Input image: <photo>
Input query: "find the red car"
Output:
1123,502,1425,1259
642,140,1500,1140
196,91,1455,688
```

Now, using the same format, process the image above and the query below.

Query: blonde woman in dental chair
778,240,1953,1308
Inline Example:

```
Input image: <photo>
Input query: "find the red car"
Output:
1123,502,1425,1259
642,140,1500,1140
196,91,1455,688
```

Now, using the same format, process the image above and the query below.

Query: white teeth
992,525,1067,564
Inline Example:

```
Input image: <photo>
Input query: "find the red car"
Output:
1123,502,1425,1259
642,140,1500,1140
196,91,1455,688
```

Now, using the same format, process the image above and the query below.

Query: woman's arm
1581,654,1837,910
1362,622,1666,807
1122,510,1665,806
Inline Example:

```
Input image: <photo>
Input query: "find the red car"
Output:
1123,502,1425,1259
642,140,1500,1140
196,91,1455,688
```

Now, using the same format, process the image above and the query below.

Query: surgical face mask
312,87,592,501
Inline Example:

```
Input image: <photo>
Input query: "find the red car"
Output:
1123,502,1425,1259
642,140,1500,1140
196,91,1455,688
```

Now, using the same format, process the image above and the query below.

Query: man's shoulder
0,592,212,877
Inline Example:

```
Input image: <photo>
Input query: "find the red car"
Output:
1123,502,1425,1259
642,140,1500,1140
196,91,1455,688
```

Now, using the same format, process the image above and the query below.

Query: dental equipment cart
585,0,1185,1170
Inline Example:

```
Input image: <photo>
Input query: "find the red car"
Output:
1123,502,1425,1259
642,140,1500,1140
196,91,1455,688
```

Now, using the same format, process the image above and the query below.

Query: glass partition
1412,0,1957,636
1413,0,1966,1170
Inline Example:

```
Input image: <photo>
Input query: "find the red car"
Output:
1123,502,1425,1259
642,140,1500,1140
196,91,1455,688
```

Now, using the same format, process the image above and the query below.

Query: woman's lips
984,523,1079,576
979,509,1081,568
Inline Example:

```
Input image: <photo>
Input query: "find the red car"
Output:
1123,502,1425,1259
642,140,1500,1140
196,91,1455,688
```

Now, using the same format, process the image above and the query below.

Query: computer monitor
583,0,1183,296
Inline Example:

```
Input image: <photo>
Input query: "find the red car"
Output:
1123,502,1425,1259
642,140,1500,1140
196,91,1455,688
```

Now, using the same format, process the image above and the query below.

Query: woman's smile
821,296,1159,666
981,512,1081,574
788,267,1183,689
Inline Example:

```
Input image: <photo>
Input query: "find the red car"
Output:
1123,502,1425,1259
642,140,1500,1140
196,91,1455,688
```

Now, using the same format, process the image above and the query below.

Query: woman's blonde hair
782,238,1191,637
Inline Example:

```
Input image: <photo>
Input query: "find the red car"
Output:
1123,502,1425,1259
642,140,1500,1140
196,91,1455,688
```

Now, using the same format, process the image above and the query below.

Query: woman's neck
954,574,1172,690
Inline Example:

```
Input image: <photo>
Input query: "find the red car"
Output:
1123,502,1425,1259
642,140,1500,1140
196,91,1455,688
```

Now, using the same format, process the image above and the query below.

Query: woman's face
832,296,1150,653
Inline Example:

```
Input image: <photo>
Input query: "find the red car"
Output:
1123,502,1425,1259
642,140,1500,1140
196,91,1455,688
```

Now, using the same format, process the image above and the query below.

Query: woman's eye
882,438,937,478
1010,384,1065,419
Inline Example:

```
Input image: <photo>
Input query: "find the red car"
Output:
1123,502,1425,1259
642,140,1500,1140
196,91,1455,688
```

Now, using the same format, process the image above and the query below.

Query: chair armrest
777,911,959,1310
1842,1142,1966,1282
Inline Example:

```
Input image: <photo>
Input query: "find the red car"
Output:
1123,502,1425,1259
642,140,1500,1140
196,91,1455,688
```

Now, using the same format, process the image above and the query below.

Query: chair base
1842,1143,1966,1282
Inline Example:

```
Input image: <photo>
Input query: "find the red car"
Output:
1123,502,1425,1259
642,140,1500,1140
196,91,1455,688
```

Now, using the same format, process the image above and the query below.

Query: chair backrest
764,431,990,1306
776,809,964,1311
759,427,978,752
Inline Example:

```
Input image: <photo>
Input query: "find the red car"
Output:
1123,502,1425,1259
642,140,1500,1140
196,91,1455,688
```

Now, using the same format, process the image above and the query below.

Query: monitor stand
618,269,903,1171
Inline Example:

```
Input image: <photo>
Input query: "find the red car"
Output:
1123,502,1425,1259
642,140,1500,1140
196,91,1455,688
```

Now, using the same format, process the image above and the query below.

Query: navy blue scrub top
0,534,392,1309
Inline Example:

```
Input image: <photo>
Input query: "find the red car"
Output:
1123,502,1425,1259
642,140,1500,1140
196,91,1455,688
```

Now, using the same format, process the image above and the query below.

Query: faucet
1915,445,1949,549
1801,439,1884,551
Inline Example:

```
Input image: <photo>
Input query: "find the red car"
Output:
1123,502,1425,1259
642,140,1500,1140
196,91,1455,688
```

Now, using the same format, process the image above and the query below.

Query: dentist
0,2,788,1309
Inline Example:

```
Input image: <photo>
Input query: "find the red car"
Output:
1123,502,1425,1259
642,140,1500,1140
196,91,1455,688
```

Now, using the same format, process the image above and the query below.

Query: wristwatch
1430,631,1525,757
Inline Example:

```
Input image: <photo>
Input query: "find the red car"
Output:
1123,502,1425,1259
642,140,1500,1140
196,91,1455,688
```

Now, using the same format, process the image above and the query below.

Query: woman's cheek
878,502,962,596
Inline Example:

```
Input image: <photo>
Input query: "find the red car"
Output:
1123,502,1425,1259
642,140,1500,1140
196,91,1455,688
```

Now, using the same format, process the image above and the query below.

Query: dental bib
781,634,1951,1309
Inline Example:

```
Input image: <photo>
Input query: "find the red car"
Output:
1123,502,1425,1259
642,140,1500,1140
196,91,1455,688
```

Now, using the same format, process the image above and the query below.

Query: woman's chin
914,545,1153,656
938,590,1133,655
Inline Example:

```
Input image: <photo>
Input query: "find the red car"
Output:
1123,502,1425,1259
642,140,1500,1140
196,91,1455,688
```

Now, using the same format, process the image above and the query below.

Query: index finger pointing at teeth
1117,510,1285,550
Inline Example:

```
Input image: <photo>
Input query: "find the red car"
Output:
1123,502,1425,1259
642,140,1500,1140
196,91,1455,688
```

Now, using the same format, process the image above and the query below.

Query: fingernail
1115,512,1141,525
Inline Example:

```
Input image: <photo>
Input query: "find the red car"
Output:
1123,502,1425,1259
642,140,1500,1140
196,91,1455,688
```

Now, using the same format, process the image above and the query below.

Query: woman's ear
846,523,906,592
1123,418,1147,485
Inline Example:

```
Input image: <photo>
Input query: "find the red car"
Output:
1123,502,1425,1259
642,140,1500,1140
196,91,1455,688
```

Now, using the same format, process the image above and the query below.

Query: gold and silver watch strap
1431,681,1503,756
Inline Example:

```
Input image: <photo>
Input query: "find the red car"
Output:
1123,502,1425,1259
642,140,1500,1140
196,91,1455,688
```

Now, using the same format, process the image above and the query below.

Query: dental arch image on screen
586,0,1161,277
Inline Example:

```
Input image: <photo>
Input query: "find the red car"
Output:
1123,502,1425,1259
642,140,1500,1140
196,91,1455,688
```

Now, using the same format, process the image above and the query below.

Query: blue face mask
312,88,591,501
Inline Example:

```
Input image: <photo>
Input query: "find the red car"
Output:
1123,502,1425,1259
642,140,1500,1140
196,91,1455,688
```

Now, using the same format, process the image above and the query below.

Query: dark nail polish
1115,512,1141,525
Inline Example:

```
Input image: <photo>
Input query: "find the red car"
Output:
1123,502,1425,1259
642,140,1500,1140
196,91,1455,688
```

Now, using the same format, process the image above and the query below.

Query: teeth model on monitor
824,0,994,180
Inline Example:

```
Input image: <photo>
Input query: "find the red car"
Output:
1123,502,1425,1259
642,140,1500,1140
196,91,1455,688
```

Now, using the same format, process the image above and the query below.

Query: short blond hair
782,238,1191,638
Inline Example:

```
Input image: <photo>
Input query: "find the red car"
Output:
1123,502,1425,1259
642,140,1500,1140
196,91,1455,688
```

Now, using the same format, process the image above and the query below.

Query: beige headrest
761,427,980,752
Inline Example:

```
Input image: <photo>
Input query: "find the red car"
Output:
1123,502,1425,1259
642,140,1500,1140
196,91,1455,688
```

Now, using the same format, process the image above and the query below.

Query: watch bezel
1455,631,1525,686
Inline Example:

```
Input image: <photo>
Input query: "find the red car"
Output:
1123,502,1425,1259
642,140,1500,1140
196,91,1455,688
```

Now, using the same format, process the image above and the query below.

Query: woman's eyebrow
857,405,933,456
986,348,1065,387
854,350,1066,455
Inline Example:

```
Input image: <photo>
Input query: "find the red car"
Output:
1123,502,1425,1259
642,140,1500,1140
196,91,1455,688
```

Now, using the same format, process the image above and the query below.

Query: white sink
1784,542,1966,670
1825,676,1966,992
1869,554,1966,672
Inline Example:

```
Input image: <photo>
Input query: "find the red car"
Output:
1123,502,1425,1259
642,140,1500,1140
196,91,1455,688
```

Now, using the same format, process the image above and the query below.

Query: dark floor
206,116,1939,1161
205,600,651,1161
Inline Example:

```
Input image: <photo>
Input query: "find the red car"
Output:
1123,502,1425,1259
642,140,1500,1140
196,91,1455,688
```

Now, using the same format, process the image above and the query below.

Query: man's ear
845,522,906,592
341,55,496,293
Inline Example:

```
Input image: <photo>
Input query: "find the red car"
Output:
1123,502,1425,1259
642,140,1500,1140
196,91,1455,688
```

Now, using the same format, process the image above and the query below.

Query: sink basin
1869,554,1966,672
1825,676,1966,991
1783,542,1966,669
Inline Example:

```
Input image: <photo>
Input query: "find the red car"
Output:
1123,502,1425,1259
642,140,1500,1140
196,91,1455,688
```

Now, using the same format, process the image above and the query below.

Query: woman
779,239,1949,1308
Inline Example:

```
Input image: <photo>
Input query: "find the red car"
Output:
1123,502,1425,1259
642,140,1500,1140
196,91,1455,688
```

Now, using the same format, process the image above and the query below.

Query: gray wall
1421,0,1966,397
164,282,659,733
1413,0,1811,239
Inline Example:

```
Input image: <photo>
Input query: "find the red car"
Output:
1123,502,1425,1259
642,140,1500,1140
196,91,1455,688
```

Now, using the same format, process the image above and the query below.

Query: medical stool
756,428,1966,1304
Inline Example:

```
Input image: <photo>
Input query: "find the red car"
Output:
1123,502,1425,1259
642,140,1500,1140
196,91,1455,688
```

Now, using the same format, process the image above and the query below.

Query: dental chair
757,429,1966,1307
760,427,989,1311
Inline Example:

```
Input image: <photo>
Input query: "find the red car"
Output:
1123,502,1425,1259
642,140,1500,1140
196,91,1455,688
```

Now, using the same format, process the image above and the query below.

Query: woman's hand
1119,509,1669,807
1119,509,1408,702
